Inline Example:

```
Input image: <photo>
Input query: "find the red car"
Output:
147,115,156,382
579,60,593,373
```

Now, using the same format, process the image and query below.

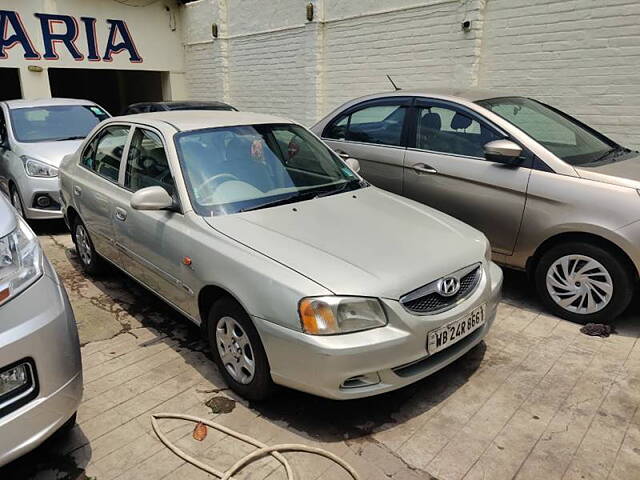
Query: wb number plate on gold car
427,305,485,354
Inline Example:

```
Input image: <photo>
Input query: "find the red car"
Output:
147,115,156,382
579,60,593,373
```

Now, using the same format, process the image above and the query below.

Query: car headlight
0,216,43,306
22,156,58,177
298,296,387,335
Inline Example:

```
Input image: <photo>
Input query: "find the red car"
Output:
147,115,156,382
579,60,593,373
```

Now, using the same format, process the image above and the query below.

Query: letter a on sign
35,13,84,60
103,19,142,62
0,10,40,60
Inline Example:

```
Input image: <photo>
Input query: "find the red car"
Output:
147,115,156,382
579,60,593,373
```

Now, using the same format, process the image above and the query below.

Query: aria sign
0,10,142,63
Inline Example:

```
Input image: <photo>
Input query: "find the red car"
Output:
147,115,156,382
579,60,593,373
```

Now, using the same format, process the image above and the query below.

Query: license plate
427,305,485,354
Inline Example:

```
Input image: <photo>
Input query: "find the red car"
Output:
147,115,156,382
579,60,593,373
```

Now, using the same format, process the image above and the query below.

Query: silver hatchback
60,111,502,400
313,90,640,324
0,98,109,220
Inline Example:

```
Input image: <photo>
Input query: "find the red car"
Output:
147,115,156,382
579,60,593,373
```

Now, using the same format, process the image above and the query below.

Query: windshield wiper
237,192,316,213
314,179,366,198
55,136,85,141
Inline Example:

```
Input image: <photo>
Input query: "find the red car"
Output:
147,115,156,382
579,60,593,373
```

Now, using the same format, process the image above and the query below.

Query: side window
125,128,174,194
416,105,502,158
324,102,407,147
81,125,130,182
324,115,349,140
490,103,576,146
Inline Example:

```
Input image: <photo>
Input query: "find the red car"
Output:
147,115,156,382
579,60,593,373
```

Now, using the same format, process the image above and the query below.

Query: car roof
339,88,512,104
111,110,294,132
130,101,234,110
3,97,98,109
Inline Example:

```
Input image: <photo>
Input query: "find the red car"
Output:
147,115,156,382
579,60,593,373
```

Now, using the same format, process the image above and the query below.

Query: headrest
451,112,473,130
420,112,441,131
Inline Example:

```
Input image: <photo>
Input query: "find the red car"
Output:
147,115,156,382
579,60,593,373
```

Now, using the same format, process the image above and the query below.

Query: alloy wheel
75,224,93,267
215,316,256,384
546,254,613,315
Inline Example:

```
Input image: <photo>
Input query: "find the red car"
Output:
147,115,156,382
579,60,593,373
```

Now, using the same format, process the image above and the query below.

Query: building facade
2,0,640,148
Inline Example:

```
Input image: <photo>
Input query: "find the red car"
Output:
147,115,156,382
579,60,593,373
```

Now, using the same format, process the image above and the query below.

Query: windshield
175,123,363,216
477,97,617,166
10,105,109,143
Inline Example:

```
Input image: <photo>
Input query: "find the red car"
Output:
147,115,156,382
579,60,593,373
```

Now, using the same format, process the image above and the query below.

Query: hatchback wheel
207,297,275,401
10,184,25,218
535,242,634,324
73,219,104,275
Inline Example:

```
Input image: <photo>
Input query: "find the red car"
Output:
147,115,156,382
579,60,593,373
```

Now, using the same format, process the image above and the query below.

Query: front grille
401,264,481,315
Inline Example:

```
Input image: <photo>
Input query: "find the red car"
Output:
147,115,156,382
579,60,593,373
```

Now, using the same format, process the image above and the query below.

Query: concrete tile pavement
0,226,639,479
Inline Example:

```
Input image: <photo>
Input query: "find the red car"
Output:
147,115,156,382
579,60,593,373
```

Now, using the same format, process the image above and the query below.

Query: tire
534,241,634,324
9,184,26,219
72,218,104,275
207,297,275,401
57,412,77,436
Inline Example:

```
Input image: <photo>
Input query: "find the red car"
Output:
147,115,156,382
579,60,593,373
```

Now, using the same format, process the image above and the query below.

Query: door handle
73,185,82,196
412,163,438,174
114,207,127,222
336,151,351,160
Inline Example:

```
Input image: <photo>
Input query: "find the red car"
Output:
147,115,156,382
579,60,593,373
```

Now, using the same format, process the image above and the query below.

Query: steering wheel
195,173,239,201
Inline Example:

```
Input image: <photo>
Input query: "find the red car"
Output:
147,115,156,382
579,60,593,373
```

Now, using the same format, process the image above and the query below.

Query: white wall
183,0,640,149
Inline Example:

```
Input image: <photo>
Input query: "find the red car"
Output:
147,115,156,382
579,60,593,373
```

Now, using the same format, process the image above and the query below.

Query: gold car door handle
412,163,438,174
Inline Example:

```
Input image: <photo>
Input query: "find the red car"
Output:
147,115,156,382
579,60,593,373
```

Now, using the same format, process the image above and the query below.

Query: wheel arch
65,206,81,242
526,231,639,281
197,284,254,335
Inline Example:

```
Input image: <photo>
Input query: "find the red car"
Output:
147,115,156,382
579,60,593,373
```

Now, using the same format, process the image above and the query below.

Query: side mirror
484,139,523,166
345,157,361,173
130,186,174,211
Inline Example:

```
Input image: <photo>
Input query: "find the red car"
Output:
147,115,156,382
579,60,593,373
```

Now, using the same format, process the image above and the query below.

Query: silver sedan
59,111,502,400
0,195,82,467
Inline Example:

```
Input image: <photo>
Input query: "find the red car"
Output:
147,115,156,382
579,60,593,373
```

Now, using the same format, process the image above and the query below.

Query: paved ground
2,220,640,480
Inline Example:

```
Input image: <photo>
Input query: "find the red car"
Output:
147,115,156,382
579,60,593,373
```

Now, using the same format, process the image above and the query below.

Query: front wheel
535,242,634,324
207,297,275,401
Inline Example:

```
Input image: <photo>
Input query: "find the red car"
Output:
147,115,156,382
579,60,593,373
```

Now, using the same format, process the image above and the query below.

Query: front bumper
15,175,62,220
257,261,503,400
0,259,82,467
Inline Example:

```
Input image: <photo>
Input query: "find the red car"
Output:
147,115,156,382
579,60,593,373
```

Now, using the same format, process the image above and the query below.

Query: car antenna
386,75,401,91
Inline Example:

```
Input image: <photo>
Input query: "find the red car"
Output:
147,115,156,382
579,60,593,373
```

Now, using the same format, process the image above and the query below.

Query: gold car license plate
427,304,485,354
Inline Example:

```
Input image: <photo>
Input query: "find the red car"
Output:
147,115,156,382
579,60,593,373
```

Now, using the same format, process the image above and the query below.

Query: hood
576,153,640,189
0,194,17,237
16,139,83,167
204,187,487,299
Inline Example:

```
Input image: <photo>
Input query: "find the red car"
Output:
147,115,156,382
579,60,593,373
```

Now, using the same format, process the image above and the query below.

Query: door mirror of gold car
345,157,361,173
130,186,174,211
483,139,523,166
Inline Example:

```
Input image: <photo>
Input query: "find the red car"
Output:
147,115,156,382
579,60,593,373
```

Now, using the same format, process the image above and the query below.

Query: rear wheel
535,241,634,324
72,218,104,275
207,297,275,401
9,184,25,218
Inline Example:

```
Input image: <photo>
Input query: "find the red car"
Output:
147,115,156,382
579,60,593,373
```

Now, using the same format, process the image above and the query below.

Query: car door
74,124,131,263
403,99,531,255
110,126,193,314
320,97,411,194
